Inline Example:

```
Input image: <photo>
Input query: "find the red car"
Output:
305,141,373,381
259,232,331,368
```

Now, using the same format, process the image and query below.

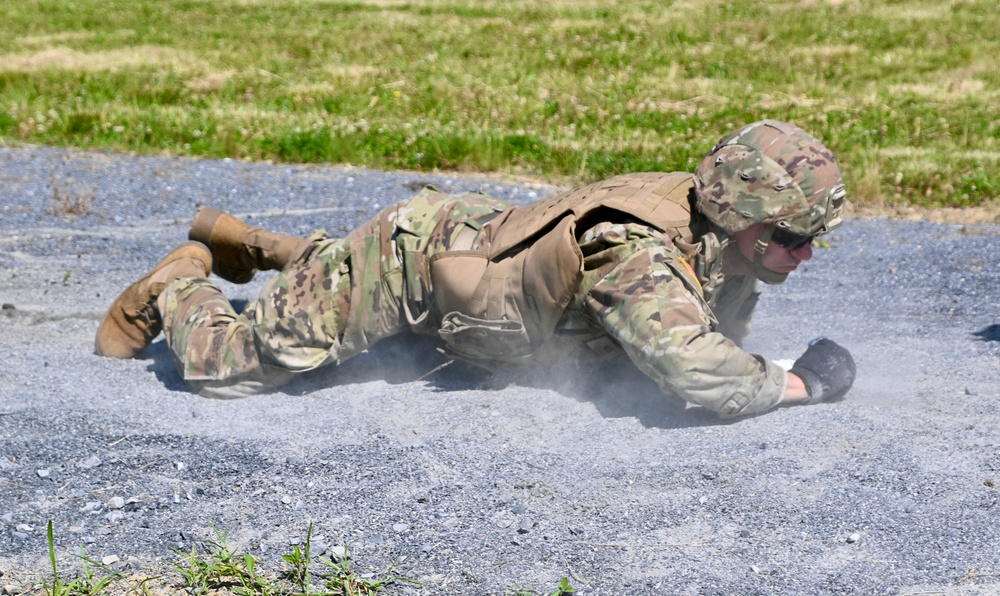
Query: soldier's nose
791,242,813,261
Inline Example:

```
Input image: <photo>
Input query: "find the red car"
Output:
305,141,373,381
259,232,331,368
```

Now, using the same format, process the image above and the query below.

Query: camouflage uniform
159,175,784,416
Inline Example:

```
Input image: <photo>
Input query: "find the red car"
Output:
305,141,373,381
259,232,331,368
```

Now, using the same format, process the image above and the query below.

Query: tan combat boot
188,207,312,284
95,241,212,359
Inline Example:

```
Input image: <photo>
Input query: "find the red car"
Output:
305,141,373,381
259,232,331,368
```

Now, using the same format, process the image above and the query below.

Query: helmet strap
730,224,790,285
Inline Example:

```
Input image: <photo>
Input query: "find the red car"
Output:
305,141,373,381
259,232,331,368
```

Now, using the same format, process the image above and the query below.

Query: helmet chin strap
731,224,790,285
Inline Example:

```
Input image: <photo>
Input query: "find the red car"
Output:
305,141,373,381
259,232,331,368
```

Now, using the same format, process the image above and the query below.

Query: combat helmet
693,119,847,283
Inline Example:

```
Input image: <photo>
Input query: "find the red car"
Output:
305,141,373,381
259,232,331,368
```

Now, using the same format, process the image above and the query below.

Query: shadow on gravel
973,324,1000,342
143,330,725,430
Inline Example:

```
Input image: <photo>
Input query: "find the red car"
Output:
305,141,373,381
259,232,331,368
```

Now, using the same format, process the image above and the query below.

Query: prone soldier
96,120,856,417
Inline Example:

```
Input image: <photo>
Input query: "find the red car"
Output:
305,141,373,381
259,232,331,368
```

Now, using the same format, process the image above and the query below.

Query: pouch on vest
437,311,534,361
429,214,582,358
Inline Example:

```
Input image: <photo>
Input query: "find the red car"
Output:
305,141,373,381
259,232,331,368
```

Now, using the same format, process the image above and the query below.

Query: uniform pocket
437,311,533,361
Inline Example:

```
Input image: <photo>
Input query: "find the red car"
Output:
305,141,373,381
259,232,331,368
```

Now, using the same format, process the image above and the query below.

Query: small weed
43,520,123,596
281,522,313,593
318,543,421,596
505,577,576,596
171,524,276,595
550,577,576,595
168,523,417,595
47,174,94,219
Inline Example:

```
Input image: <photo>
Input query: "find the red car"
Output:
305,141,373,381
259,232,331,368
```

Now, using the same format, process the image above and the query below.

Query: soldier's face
729,224,814,275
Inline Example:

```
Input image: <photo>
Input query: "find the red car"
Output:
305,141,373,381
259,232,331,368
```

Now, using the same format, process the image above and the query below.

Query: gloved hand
789,338,856,404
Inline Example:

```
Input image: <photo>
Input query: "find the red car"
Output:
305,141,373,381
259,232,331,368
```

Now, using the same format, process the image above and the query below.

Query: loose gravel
0,145,998,595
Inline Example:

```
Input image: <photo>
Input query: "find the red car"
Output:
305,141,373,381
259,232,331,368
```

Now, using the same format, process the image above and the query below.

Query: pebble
740,529,751,539
280,495,292,505
108,496,126,510
14,524,32,533
36,469,50,478
393,523,410,532
101,555,119,566
847,533,861,544
328,545,347,559
80,455,102,469
3,585,20,595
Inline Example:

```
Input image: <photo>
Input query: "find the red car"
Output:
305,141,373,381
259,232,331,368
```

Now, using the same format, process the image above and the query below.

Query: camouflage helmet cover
694,120,847,236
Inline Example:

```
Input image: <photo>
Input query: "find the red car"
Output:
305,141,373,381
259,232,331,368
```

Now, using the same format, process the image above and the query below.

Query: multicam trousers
158,188,508,397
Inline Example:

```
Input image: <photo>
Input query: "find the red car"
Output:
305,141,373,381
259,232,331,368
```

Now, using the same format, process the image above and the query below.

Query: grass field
1,0,999,211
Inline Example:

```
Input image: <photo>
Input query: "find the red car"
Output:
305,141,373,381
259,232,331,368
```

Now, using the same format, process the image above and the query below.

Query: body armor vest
431,172,711,361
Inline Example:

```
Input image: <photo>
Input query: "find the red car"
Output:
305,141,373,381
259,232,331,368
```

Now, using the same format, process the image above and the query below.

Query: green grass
2,0,999,210
42,521,122,596
25,521,575,595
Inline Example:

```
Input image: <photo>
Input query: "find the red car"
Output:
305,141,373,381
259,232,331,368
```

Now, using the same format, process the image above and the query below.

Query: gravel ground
0,145,998,595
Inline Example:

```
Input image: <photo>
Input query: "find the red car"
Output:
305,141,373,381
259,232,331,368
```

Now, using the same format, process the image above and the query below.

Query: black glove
789,338,856,404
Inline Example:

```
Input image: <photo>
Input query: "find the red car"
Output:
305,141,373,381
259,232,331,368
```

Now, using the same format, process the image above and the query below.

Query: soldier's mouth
774,262,801,273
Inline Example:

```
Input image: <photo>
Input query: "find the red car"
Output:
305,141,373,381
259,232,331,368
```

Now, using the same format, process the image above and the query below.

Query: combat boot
95,241,212,359
188,207,312,284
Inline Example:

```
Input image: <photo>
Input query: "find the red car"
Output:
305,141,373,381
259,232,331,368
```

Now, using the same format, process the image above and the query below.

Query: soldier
96,120,856,417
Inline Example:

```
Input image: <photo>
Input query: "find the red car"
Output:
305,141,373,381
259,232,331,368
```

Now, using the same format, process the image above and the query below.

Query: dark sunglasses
771,228,815,250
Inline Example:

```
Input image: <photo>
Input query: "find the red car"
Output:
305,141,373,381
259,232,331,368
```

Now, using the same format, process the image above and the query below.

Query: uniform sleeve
584,241,786,417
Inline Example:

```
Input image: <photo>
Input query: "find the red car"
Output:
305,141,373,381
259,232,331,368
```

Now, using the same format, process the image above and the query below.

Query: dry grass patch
877,147,1000,161
47,173,94,219
889,79,993,101
869,3,953,20
789,44,864,60
185,71,237,94
323,64,382,80
0,45,208,74
14,31,96,47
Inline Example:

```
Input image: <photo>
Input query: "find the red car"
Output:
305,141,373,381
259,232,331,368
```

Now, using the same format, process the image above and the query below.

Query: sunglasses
771,228,815,250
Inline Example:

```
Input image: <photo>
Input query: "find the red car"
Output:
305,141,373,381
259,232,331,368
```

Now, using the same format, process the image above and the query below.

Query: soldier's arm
583,241,790,417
